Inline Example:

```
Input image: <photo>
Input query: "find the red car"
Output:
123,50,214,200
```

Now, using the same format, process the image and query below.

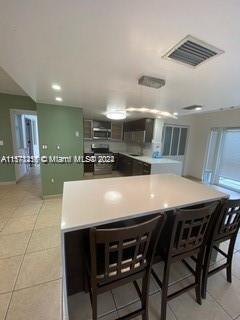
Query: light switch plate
75,131,79,137
0,140,4,146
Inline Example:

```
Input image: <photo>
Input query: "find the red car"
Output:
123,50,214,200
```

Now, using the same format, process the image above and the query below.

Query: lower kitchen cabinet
84,153,94,173
118,154,133,176
112,153,119,171
142,162,151,175
118,154,151,176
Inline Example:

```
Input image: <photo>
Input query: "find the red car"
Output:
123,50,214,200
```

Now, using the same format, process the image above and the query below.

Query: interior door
25,118,34,163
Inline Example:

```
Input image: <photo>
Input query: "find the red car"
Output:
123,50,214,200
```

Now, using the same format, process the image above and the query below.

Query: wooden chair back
169,203,218,257
214,199,240,241
90,214,165,286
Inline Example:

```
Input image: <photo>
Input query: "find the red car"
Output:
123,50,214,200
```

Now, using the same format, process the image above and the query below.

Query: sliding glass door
203,128,240,191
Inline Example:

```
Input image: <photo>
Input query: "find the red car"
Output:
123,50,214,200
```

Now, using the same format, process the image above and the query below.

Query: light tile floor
1,170,240,320
0,169,62,320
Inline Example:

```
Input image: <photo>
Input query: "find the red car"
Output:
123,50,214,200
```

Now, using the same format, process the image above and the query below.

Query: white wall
184,108,240,179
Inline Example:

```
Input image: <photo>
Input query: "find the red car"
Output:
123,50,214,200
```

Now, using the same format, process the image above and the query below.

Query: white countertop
119,153,181,165
61,174,227,232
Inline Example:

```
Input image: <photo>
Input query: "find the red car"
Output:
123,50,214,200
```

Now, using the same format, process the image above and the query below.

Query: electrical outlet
75,131,79,137
51,178,54,183
0,140,4,146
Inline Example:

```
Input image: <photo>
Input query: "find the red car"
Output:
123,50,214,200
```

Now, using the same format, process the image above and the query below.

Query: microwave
93,128,111,139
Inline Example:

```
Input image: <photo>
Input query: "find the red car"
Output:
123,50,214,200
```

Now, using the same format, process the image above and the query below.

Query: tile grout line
206,289,234,319
3,199,44,320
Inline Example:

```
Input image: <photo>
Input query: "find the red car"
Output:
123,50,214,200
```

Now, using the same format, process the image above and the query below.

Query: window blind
219,130,240,181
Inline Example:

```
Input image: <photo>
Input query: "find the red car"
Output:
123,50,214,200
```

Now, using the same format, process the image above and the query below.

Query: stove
91,143,113,175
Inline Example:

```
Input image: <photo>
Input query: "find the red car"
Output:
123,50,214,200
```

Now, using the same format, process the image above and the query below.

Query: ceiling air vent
138,76,166,89
163,35,224,67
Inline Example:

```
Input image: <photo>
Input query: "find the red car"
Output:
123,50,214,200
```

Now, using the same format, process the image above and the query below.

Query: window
162,125,188,156
203,128,240,192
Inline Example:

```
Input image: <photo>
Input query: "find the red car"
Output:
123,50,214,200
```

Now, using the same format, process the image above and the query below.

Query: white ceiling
1,0,240,119
0,67,26,96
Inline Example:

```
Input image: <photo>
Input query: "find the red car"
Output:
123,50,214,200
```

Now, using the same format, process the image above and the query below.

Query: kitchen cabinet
142,162,151,175
112,153,119,170
132,159,144,175
93,120,111,130
123,118,154,144
84,120,92,139
118,154,133,176
111,122,123,141
84,153,94,173
118,154,151,176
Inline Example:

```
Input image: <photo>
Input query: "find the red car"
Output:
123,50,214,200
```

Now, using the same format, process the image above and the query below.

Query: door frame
10,109,38,181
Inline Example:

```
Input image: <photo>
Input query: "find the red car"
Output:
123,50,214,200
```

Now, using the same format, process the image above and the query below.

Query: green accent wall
0,93,36,182
37,103,84,197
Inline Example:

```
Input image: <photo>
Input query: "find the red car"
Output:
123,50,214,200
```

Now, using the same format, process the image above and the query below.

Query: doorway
10,109,40,182
203,128,240,192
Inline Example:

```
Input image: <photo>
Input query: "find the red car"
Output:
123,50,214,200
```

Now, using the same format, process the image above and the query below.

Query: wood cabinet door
84,120,92,139
111,123,123,140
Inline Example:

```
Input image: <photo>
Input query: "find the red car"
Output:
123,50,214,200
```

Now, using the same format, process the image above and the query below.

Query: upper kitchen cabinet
123,118,154,144
93,120,111,130
111,122,123,141
84,120,92,139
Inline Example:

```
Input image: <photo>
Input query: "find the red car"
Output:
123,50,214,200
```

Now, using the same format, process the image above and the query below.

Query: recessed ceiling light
106,110,126,120
55,97,63,102
195,106,202,111
173,112,178,116
52,84,61,91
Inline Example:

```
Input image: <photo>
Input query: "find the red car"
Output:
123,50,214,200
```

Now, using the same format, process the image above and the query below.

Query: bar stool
151,203,218,320
86,214,166,320
202,199,240,298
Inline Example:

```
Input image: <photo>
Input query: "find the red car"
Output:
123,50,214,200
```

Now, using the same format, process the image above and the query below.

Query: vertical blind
162,126,188,156
219,129,240,181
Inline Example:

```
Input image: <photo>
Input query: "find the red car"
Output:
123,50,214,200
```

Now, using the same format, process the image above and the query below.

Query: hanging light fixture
106,110,127,120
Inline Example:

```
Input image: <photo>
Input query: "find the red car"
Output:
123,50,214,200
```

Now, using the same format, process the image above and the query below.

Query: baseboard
0,181,16,185
42,194,62,200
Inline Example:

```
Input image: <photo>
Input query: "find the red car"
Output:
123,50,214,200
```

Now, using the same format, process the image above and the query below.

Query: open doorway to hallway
10,109,41,188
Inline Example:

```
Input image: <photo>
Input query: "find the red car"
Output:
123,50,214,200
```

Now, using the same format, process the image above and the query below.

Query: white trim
42,194,62,200
0,181,16,185
10,109,38,181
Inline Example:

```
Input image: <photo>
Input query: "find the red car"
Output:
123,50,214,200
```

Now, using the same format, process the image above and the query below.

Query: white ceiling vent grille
163,35,224,67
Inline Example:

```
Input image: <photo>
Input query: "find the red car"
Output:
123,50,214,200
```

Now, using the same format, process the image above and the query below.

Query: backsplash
84,140,127,153
84,139,162,158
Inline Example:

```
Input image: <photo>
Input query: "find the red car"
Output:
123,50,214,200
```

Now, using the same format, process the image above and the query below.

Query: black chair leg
161,263,170,320
195,252,203,305
92,293,97,320
142,274,150,320
201,245,212,299
226,237,236,283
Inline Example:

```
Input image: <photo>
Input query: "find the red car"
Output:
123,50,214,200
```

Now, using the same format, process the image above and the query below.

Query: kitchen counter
119,152,180,165
61,174,227,319
61,174,226,232
118,152,183,175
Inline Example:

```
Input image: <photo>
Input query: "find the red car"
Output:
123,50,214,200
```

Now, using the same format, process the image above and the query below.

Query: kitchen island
61,174,227,319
